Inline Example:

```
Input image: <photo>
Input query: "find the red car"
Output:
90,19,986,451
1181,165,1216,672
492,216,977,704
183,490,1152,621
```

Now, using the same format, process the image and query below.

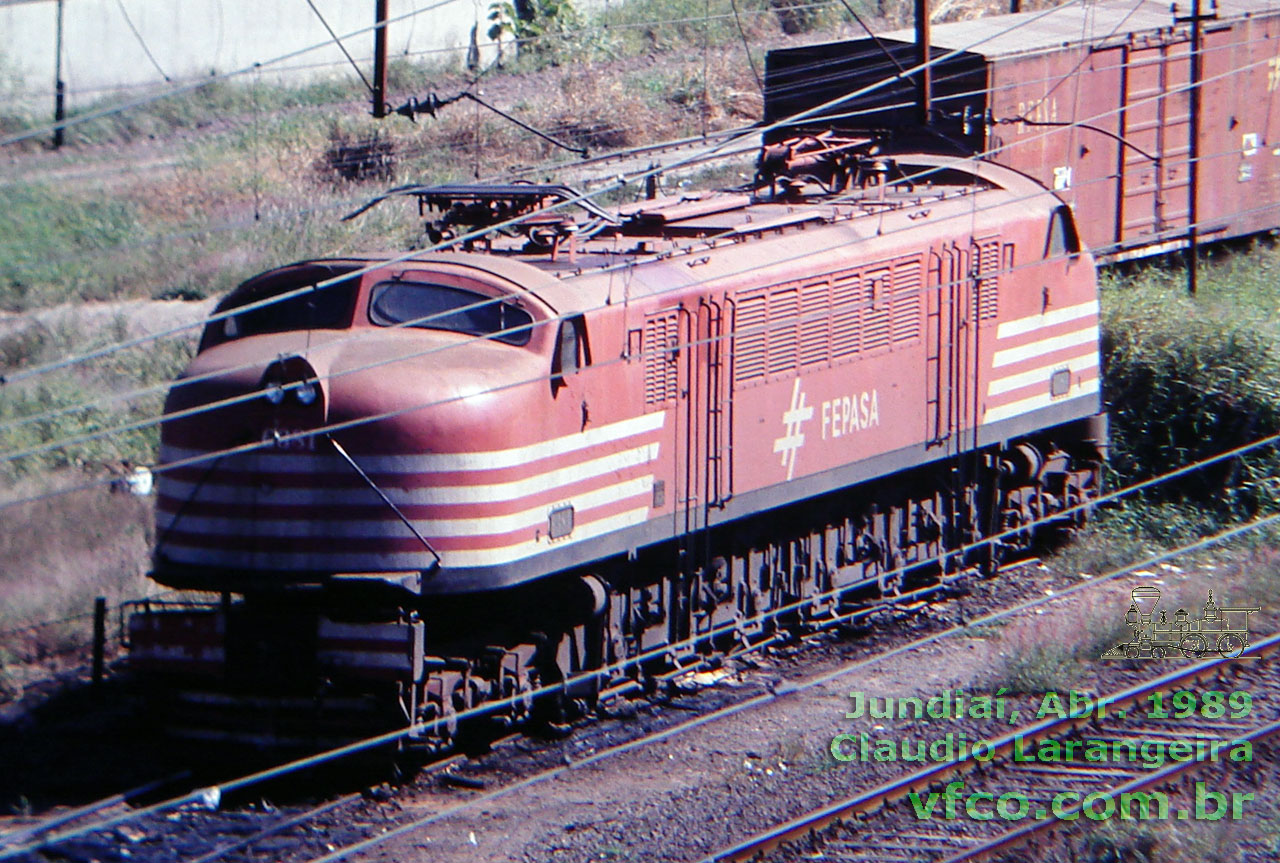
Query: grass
0,0,785,314
981,591,1129,694
0,315,196,480
0,469,154,696
1101,243,1280,525
0,0,800,665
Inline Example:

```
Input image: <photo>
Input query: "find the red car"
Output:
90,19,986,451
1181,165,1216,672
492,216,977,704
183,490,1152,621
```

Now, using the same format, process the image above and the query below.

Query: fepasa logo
773,378,813,481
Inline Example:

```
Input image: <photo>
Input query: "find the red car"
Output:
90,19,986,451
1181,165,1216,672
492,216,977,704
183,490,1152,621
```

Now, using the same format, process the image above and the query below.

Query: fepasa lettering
821,389,879,440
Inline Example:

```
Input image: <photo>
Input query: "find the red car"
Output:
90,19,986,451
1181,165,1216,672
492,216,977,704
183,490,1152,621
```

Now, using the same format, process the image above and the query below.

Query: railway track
705,632,1280,863
0,555,1039,863
4,513,1273,862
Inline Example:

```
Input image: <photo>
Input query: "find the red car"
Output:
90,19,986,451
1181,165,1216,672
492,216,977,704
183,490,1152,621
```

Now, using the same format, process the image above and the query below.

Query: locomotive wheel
1217,633,1246,659
1180,634,1209,658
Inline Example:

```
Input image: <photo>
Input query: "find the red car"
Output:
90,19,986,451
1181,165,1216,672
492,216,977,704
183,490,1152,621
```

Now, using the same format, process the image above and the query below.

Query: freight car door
1118,36,1191,244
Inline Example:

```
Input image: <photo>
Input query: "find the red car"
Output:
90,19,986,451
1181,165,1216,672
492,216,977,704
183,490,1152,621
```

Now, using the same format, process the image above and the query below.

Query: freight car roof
879,0,1274,58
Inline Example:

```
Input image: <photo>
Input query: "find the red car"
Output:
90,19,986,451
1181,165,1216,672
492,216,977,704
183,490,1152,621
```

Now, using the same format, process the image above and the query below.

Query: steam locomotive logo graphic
1102,586,1260,660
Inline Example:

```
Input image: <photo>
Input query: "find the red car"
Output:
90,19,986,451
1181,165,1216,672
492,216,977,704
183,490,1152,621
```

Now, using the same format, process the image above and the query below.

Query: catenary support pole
915,0,931,126
373,0,389,118
92,596,106,686
53,0,65,148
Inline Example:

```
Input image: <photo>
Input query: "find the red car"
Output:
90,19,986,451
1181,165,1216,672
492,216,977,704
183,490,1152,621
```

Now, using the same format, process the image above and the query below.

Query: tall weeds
1101,245,1280,524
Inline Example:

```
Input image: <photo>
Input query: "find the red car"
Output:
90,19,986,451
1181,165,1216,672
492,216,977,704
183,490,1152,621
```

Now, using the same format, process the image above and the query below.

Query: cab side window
552,316,590,391
1046,205,1081,259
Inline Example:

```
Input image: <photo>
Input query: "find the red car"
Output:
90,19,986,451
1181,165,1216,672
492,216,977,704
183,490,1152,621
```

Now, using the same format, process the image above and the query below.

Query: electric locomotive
129,143,1105,750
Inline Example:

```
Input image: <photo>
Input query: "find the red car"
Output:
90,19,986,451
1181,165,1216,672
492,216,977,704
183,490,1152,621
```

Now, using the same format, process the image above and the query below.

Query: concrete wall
0,0,489,109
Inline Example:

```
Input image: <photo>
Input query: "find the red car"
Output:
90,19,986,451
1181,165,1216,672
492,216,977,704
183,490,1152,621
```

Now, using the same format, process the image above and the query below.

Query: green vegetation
0,0,826,314
0,317,194,480
0,183,142,308
982,591,1130,693
1100,244,1280,539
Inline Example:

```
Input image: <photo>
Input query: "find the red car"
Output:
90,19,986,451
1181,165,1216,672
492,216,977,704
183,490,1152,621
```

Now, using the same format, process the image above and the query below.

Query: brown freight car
764,0,1280,261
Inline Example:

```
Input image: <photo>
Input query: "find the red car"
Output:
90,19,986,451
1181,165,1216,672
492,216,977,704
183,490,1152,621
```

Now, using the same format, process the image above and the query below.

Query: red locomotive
129,146,1104,750
126,0,1280,758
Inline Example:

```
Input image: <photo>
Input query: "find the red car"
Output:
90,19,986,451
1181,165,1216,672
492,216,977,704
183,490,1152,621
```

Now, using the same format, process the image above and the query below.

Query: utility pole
372,0,389,118
915,0,931,126
53,0,66,148
1180,0,1212,294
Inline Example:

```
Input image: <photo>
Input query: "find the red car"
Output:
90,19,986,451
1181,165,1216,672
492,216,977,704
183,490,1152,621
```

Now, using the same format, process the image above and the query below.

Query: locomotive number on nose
261,429,317,451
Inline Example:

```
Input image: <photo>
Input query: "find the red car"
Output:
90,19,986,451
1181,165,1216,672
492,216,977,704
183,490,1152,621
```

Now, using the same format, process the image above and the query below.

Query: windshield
368,280,533,345
201,265,361,351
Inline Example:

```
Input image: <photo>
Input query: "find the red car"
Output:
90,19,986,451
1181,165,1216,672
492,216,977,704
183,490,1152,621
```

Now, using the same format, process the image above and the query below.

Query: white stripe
996,300,1099,340
158,476,654,539
159,411,666,474
983,377,1100,424
986,352,1099,397
161,506,655,570
991,326,1099,368
158,443,659,508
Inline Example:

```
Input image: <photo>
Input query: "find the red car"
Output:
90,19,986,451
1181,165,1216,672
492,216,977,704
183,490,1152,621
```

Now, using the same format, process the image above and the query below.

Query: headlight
295,381,318,405
264,383,285,404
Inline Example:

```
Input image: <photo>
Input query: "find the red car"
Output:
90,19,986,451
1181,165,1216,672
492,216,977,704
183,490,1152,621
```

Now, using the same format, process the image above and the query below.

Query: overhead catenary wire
1,0,1241,286
5,0,1274,845
8,175,1276,522
110,0,172,82
3,79,1269,478
2,0,847,146
0,140,1122,468
0,0,469,149
9,0,846,106
301,0,377,98
728,0,764,93
0,0,1141,524
7,0,1249,386
305,512,1280,863
0,0,1091,398
0,149,1257,486
0,154,1250,476
7,0,1269,512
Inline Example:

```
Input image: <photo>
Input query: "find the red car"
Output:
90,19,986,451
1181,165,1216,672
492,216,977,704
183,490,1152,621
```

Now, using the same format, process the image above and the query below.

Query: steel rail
303,536,1280,862
702,631,1280,863
939,717,1280,863
0,772,189,850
